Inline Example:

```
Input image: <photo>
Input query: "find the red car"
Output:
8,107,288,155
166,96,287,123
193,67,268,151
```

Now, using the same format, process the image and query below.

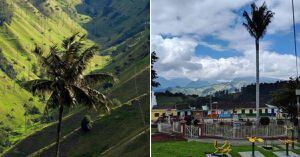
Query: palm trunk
255,38,260,123
55,105,64,157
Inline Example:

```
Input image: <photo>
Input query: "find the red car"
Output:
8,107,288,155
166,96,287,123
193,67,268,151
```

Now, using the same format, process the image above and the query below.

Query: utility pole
292,0,300,142
296,89,300,142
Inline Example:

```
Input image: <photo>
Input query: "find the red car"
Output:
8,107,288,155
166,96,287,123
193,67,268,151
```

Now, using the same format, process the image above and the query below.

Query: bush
277,119,284,125
81,115,93,132
27,106,40,115
0,0,13,26
193,119,199,126
219,121,225,125
112,99,122,106
260,117,270,125
184,116,193,126
245,119,252,126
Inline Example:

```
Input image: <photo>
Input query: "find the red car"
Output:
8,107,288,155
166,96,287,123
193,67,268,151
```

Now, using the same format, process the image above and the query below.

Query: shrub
81,115,93,132
0,0,13,26
219,121,225,125
277,119,284,125
260,117,270,125
184,116,193,126
27,106,40,115
193,119,199,126
245,119,252,126
112,99,122,106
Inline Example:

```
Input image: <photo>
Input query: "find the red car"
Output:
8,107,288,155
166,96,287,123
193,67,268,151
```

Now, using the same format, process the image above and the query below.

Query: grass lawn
152,141,300,157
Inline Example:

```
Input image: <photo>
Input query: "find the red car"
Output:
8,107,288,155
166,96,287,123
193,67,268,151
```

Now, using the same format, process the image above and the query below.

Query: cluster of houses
151,102,281,123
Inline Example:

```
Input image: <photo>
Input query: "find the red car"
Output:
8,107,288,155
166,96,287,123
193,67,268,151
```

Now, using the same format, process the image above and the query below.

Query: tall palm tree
27,33,115,157
243,2,274,122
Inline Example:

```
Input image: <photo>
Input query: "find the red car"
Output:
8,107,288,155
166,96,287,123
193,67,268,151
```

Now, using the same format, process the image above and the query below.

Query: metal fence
158,122,291,139
158,122,181,133
203,124,287,139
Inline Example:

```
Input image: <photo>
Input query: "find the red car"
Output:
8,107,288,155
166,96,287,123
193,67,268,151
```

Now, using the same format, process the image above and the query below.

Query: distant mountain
232,76,279,83
185,80,218,88
154,77,191,91
166,76,280,96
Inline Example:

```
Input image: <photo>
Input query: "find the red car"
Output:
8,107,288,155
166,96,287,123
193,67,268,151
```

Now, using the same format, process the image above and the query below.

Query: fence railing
203,124,287,139
158,122,181,133
157,122,292,139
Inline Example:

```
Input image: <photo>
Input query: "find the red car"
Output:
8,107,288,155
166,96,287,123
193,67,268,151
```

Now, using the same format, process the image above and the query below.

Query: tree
151,51,160,88
26,33,115,157
273,77,300,123
243,2,274,122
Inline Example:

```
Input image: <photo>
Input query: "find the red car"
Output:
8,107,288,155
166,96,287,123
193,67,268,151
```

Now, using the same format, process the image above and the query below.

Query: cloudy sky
151,0,300,82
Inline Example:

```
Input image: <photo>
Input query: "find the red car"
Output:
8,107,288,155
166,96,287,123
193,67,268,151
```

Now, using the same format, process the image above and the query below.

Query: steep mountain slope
0,0,150,156
0,0,111,153
0,0,112,154
75,0,150,49
3,0,150,155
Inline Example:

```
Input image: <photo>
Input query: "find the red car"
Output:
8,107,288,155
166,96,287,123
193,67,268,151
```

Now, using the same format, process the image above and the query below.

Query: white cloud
151,0,252,37
152,36,299,81
151,35,202,79
151,0,300,81
258,0,300,34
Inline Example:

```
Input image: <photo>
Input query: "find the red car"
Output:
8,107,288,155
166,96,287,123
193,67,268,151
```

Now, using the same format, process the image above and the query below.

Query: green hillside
0,0,106,153
75,0,150,49
3,28,150,156
1,0,150,156
0,0,150,156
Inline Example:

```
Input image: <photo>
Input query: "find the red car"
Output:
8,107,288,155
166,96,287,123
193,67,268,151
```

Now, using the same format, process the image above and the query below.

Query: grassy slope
75,0,150,49
4,29,150,156
37,94,149,157
0,0,110,153
2,0,150,156
3,70,150,157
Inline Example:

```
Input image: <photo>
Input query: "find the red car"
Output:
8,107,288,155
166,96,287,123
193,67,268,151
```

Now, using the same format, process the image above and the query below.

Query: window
242,109,245,114
271,109,275,113
259,109,262,114
154,113,159,117
177,112,180,116
249,109,253,114
265,109,268,113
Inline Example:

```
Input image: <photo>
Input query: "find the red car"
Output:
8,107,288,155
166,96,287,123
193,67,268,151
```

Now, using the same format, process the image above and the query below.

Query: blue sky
151,0,300,81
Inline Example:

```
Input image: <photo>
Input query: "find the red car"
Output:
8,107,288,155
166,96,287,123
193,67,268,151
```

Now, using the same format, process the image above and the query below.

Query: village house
151,105,177,122
208,102,279,119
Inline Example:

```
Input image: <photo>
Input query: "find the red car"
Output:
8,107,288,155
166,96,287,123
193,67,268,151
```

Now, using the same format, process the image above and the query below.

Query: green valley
0,0,149,156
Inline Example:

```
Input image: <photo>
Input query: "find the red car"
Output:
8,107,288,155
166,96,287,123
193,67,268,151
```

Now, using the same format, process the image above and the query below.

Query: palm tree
27,33,115,157
243,2,274,122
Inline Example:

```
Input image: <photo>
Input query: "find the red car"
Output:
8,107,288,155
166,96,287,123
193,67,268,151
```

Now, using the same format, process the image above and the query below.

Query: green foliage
112,98,122,107
243,2,274,40
245,119,253,126
81,115,92,132
0,49,17,79
277,119,284,125
151,51,160,88
260,117,270,125
272,77,300,120
0,0,13,26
